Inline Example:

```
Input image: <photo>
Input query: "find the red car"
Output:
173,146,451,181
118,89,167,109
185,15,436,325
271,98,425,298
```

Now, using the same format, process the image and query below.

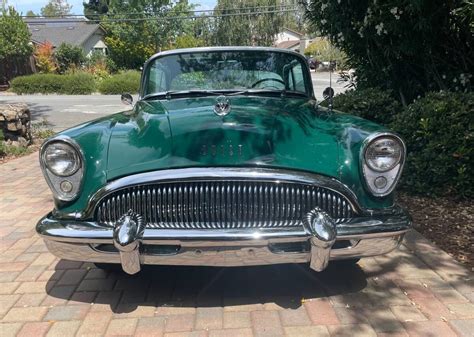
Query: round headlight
43,142,80,176
365,137,403,172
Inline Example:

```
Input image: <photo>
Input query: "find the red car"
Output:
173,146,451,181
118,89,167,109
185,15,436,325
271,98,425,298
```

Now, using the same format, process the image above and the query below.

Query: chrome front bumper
37,206,411,274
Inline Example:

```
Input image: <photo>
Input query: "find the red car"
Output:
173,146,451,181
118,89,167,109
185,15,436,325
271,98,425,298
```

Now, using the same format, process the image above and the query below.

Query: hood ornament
214,95,231,116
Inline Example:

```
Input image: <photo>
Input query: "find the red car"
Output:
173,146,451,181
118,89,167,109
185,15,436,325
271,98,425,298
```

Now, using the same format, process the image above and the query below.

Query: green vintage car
37,47,411,274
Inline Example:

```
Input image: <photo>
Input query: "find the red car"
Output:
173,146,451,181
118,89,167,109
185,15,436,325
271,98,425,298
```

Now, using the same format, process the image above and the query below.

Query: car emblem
214,95,231,116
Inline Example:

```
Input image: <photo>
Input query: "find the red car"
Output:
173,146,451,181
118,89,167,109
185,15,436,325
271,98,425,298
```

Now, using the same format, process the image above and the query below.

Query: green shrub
1,142,31,156
306,1,473,103
0,129,5,156
32,122,55,139
392,91,474,198
86,50,117,73
10,73,95,94
54,43,85,74
0,128,31,158
330,88,401,126
97,70,140,94
60,72,96,94
11,73,60,94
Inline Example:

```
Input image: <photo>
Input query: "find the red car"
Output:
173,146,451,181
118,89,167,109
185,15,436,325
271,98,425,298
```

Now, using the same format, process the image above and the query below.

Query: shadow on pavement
46,261,367,313
0,100,52,121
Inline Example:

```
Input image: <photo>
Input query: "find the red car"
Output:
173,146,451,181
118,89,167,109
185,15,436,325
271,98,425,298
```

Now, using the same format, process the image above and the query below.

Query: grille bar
96,180,354,229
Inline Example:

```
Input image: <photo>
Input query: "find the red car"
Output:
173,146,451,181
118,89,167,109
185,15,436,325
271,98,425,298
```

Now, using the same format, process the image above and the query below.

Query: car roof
145,46,306,64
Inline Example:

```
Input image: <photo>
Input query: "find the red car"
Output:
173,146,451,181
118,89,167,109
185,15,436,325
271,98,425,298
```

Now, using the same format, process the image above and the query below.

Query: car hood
106,96,343,180
54,95,393,215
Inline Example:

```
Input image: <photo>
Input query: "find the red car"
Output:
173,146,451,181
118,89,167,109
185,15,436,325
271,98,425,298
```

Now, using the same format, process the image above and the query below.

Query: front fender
49,114,118,217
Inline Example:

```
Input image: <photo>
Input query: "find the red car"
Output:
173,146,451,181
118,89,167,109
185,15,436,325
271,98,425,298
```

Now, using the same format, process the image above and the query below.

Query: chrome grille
95,180,354,229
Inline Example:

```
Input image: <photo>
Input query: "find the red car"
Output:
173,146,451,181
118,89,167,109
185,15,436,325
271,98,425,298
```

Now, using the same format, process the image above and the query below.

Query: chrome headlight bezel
40,136,85,202
361,133,406,197
42,142,81,177
364,137,403,172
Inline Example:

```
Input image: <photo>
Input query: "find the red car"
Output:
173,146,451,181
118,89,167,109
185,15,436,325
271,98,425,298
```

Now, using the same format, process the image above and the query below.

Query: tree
85,49,117,74
35,41,57,73
213,0,285,46
25,10,37,17
0,6,33,59
104,35,156,70
83,0,109,20
41,0,72,17
305,0,473,104
54,43,85,73
193,16,215,46
100,0,200,69
304,38,347,69
281,0,307,34
163,34,205,50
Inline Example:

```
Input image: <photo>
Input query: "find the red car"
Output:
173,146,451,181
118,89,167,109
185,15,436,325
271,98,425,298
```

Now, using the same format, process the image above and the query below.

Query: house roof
282,27,304,37
275,40,300,50
25,18,105,48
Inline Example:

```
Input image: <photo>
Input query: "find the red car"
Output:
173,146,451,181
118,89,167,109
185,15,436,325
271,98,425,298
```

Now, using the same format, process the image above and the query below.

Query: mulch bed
398,193,473,271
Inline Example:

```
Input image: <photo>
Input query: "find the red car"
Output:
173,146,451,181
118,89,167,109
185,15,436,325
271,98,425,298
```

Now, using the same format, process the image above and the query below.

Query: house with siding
25,18,107,56
274,28,311,54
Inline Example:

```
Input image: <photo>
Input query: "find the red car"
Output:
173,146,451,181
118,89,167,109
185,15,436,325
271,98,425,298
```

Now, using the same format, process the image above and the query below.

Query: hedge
97,70,140,95
11,73,96,94
331,89,473,198
329,87,401,126
392,91,473,198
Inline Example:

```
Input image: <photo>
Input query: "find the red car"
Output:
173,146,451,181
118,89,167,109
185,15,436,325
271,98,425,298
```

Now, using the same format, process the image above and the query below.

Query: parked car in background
320,60,337,71
308,57,320,70
37,47,411,275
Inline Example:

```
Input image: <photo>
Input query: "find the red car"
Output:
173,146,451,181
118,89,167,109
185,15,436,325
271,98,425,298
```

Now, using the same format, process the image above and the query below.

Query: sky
5,0,217,15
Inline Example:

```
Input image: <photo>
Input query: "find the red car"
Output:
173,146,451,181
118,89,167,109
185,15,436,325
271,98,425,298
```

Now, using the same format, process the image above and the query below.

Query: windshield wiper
141,89,308,101
228,89,308,98
142,90,224,101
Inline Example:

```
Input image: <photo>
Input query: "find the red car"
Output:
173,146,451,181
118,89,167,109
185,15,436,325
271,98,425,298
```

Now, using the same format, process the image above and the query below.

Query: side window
148,64,167,94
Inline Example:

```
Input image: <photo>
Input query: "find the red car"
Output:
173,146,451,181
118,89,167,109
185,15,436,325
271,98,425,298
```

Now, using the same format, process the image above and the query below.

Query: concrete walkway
0,153,472,337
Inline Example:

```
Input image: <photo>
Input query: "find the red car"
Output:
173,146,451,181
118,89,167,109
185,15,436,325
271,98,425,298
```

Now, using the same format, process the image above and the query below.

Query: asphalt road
311,70,348,98
0,72,347,132
0,94,127,132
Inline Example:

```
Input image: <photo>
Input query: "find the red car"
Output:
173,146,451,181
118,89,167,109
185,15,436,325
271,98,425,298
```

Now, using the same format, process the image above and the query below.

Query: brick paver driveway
1,153,473,337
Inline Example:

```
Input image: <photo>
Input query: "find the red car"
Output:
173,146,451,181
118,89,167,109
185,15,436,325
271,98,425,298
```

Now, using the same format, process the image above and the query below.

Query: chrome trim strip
147,46,307,60
72,168,363,220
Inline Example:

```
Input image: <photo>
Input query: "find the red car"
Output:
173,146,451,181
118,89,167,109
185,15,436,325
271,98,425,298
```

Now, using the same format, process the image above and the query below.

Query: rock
8,137,29,147
0,103,31,144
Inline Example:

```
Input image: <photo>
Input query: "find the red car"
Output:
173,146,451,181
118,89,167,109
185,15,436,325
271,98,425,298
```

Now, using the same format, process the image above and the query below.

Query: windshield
143,50,311,97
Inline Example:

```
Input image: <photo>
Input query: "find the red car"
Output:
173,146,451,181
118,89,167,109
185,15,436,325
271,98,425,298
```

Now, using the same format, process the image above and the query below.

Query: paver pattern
1,152,473,337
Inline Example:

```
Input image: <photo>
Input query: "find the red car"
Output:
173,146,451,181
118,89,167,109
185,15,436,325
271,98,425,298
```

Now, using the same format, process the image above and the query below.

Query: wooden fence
0,56,36,89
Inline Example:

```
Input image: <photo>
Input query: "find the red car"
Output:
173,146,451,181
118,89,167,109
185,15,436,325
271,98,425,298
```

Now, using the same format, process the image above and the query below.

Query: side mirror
121,93,133,106
322,87,334,100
